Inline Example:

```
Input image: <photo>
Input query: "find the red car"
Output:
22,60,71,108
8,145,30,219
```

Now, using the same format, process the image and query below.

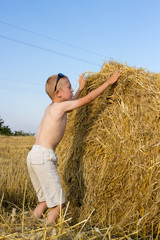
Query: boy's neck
52,98,64,103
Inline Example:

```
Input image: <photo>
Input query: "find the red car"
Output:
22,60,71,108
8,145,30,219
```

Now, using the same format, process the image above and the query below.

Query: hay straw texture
56,61,160,235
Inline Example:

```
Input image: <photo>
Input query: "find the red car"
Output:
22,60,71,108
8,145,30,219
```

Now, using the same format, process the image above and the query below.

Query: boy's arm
72,73,86,100
60,70,121,113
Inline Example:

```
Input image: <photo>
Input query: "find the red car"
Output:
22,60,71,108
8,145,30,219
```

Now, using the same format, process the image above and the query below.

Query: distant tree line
0,117,34,136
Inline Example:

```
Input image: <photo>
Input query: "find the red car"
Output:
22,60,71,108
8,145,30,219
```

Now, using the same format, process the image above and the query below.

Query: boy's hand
107,70,121,85
79,73,86,91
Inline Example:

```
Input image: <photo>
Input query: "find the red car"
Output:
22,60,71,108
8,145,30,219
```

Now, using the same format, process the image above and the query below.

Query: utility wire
0,77,42,86
0,84,43,94
0,34,100,66
0,20,107,58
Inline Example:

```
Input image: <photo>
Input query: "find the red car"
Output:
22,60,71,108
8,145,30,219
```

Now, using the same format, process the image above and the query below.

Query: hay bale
57,61,160,235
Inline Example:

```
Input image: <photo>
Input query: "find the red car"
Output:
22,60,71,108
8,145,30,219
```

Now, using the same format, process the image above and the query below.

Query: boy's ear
55,89,61,98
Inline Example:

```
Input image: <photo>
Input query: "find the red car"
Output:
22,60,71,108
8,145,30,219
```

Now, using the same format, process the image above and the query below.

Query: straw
57,61,160,236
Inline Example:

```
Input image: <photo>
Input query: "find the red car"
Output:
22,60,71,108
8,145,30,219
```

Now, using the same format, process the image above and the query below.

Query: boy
26,70,121,224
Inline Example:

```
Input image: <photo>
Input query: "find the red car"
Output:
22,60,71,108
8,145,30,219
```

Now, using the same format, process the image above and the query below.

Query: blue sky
0,0,160,133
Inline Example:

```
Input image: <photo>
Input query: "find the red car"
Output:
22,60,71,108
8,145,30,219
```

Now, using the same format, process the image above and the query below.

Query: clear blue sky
0,0,160,133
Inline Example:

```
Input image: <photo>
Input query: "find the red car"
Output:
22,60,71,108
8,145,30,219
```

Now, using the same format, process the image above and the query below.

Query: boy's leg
47,205,61,223
33,201,48,219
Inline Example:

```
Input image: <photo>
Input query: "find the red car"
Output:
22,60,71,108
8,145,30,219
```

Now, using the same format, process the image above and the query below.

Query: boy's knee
49,203,65,211
55,203,65,210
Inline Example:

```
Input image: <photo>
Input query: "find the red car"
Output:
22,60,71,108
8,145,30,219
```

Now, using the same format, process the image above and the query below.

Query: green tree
14,130,30,136
0,117,13,136
0,117,34,136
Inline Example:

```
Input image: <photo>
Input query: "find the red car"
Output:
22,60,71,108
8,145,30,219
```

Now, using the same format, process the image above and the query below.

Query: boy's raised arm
72,73,86,100
60,70,121,113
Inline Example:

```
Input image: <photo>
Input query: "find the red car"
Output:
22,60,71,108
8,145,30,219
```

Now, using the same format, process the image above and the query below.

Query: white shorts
26,145,65,208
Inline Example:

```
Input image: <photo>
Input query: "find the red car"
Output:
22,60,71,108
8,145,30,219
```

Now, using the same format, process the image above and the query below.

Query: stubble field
0,62,160,240
0,135,112,239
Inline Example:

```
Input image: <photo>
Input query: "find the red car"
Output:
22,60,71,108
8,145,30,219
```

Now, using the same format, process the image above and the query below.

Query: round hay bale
57,61,160,235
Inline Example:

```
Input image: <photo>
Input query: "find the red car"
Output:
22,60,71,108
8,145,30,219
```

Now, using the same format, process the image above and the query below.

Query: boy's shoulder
49,101,69,109
47,101,71,114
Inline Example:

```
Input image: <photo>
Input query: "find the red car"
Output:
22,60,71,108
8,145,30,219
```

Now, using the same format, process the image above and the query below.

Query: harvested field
0,61,160,238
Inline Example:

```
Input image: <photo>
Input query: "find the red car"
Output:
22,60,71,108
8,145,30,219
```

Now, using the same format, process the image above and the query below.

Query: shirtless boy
26,70,121,223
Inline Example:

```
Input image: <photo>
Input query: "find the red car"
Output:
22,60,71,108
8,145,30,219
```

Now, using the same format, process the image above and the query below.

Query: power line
0,84,43,94
0,77,42,86
0,20,107,58
0,34,100,66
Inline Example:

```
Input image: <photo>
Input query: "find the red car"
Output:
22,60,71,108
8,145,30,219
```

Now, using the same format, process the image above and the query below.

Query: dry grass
0,136,104,239
0,137,121,239
0,135,36,208
0,61,160,239
57,61,160,237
